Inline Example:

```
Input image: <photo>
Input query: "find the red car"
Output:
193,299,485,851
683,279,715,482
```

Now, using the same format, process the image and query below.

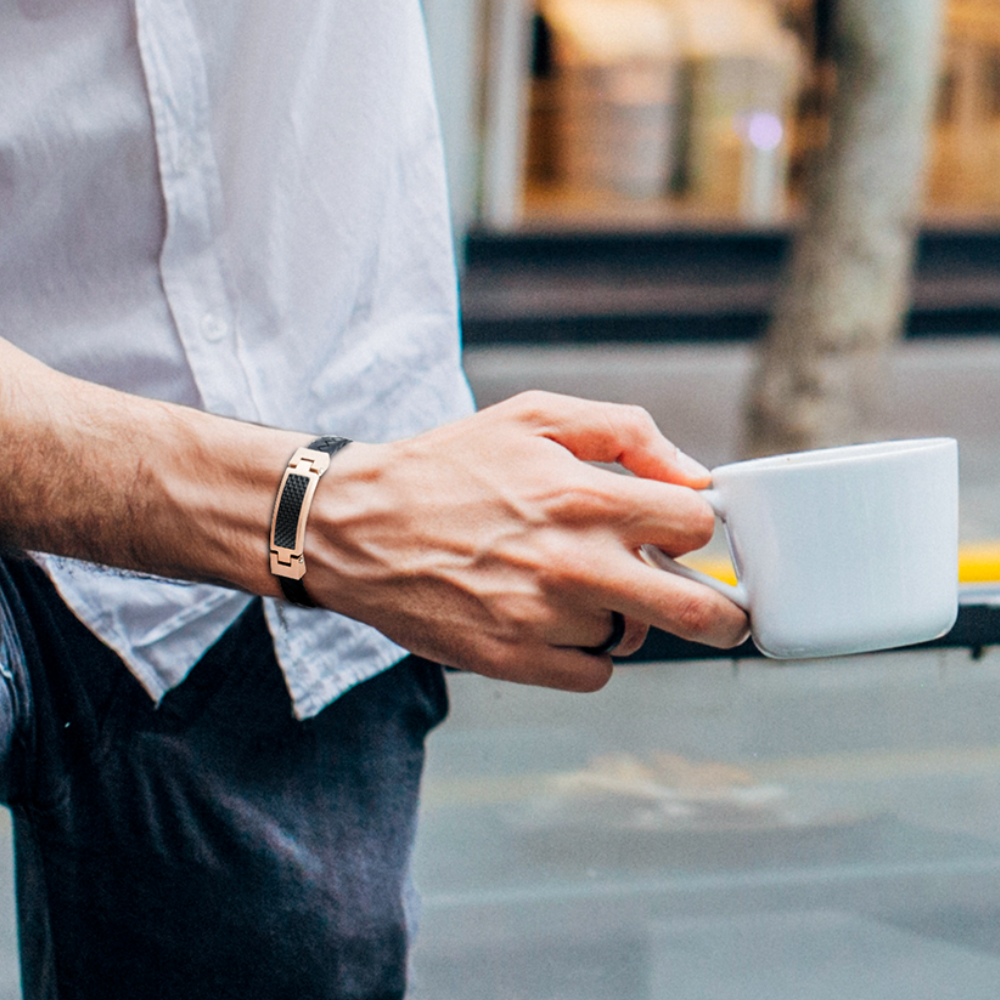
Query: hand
3,344,749,683
302,391,749,692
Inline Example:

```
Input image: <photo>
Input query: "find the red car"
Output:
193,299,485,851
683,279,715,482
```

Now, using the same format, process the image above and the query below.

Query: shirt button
200,313,229,342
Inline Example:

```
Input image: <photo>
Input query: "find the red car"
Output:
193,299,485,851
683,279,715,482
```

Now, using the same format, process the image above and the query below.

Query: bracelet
269,435,351,608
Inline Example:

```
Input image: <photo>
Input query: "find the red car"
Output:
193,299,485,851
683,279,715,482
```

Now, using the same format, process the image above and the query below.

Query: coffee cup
644,438,959,659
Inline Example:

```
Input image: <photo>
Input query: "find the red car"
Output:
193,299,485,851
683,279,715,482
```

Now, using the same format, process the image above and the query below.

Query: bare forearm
0,338,749,691
0,338,298,596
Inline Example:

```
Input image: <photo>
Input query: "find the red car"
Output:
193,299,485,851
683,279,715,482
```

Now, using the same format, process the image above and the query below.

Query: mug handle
640,488,751,612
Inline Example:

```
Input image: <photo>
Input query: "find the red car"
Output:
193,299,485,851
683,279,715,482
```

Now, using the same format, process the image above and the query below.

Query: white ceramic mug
644,438,959,659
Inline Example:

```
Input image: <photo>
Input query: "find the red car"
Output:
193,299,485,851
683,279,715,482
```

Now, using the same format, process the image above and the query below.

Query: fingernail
676,450,711,479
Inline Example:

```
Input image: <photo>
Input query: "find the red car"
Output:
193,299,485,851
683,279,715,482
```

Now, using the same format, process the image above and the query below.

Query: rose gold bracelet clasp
269,447,332,580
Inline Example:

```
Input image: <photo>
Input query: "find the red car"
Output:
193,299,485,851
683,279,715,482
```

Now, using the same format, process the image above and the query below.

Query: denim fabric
0,568,29,806
0,557,448,1000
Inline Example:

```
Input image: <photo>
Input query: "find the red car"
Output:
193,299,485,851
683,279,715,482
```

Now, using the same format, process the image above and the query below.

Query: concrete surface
409,646,1000,999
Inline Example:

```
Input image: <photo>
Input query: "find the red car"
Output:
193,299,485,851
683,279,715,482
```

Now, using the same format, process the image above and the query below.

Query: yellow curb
958,541,1000,583
682,541,1000,586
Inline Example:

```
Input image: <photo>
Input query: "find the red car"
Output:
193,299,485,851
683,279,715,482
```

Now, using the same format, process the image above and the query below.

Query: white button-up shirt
0,0,474,718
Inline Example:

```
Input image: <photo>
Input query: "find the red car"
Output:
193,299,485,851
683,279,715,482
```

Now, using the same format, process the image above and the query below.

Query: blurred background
426,0,1000,234
5,2,1000,998
417,3,1000,998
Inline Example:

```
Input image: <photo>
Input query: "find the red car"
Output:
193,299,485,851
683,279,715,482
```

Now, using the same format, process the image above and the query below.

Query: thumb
511,392,712,486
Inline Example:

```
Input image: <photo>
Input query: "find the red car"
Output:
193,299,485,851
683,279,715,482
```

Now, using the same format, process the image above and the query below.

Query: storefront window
477,0,1000,231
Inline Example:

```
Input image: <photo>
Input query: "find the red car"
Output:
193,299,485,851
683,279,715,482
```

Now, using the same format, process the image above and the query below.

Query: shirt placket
132,0,258,421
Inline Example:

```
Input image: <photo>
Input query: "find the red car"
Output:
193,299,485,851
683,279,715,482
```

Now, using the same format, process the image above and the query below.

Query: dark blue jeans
0,556,448,1000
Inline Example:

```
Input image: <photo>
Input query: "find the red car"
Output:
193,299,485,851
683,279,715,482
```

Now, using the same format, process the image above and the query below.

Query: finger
567,613,647,659
504,392,712,487
594,550,750,649
579,467,717,555
470,641,616,693
610,616,649,658
542,602,629,652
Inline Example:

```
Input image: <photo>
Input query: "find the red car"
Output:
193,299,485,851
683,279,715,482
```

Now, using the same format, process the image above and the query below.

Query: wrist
269,436,352,607
144,409,307,598
284,439,396,618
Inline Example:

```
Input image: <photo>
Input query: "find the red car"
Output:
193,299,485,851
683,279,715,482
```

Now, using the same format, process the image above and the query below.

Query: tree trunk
743,0,943,457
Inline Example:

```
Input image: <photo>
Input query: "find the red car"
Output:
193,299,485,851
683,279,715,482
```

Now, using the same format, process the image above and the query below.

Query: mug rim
712,437,956,477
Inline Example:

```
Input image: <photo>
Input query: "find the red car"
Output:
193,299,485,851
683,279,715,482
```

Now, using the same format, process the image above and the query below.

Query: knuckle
506,389,558,423
534,534,587,591
689,500,717,546
623,402,656,431
547,482,613,525
493,594,531,632
609,402,657,442
673,591,719,638
493,592,553,642
664,488,716,549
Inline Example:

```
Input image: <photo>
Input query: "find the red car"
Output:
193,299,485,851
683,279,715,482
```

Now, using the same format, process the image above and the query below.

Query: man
0,2,748,997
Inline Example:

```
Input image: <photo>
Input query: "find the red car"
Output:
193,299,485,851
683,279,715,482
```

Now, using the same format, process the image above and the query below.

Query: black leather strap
278,576,317,609
309,436,354,458
274,436,351,608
